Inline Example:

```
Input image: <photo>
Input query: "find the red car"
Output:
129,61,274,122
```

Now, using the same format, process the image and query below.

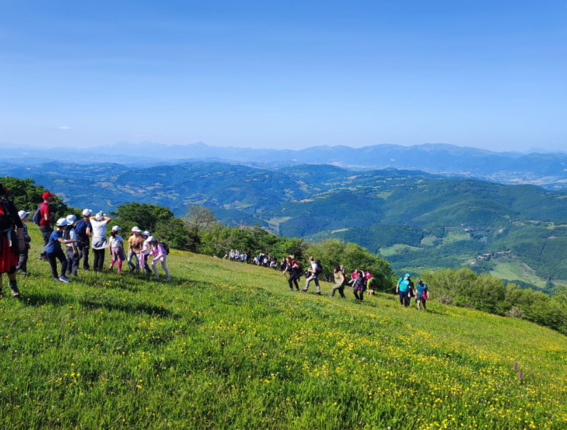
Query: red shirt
39,203,51,228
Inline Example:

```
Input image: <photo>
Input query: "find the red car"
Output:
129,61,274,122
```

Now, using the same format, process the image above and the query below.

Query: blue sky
0,0,565,151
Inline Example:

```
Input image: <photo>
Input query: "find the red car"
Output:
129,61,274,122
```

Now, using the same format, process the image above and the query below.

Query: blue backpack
32,203,47,226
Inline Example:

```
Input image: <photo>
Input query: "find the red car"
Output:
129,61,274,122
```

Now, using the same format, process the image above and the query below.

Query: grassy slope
1,226,567,429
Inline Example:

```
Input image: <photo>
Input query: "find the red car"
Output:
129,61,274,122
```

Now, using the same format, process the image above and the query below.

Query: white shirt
109,235,123,249
66,228,77,248
90,219,108,238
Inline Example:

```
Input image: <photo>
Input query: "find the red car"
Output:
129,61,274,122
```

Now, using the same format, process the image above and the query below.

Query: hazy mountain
2,141,567,189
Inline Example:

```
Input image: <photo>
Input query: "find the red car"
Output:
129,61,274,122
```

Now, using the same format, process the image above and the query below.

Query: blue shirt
398,278,411,292
46,230,63,254
416,283,428,298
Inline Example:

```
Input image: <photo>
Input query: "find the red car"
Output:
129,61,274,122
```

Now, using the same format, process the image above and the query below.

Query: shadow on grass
22,291,179,319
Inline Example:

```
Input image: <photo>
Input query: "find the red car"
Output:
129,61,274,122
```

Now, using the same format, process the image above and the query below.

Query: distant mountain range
2,160,567,290
2,141,567,189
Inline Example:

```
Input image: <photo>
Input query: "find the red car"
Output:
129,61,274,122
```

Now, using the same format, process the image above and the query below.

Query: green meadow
1,226,567,429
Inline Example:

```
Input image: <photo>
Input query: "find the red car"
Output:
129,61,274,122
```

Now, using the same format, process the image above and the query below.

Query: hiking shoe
53,277,60,282
59,276,71,283
302,288,308,292
21,271,29,277
9,281,21,297
316,292,321,295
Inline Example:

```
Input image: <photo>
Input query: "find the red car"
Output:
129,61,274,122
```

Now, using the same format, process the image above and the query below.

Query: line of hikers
224,249,279,269
0,186,172,298
281,255,429,309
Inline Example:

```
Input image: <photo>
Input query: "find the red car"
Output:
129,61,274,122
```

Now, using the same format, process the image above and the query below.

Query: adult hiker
149,236,171,281
36,191,55,261
16,210,31,277
303,256,322,295
90,212,112,273
353,269,366,301
396,273,412,308
0,185,25,298
64,214,80,276
127,227,142,273
415,278,429,311
108,226,126,274
330,265,347,300
283,255,301,291
46,218,76,283
74,209,92,270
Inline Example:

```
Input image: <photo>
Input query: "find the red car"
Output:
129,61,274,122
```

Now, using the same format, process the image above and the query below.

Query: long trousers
93,249,105,273
16,247,29,272
354,288,364,301
399,290,410,307
47,249,67,279
128,250,140,272
304,274,321,292
77,241,90,270
152,256,171,280
66,248,80,275
39,226,53,258
331,284,345,298
288,272,300,290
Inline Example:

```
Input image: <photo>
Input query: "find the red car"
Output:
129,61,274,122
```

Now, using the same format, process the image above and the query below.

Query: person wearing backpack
35,191,55,261
415,278,429,311
63,214,80,276
283,255,301,291
303,256,322,295
74,209,92,270
16,210,31,277
396,273,412,308
149,237,171,281
0,184,25,298
330,265,347,300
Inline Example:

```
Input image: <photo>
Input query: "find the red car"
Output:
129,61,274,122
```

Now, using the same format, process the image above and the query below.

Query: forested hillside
3,161,567,289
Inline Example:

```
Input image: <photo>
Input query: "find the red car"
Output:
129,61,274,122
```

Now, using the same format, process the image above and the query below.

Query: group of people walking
0,186,172,298
281,254,429,309
1,184,430,310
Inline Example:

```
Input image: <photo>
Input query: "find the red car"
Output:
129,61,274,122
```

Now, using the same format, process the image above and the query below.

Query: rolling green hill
3,162,567,289
1,226,566,429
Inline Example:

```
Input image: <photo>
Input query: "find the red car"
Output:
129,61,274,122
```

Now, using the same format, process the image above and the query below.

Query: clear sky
1,0,565,151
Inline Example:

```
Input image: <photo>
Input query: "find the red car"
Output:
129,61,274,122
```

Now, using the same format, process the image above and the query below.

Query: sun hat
56,218,68,227
111,225,121,232
42,191,55,199
147,236,156,242
82,209,92,217
131,226,141,233
141,230,150,236
66,214,77,224
18,210,29,219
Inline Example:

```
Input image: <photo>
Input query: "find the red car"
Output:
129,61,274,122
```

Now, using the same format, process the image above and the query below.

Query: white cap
18,210,29,219
94,211,104,221
142,230,150,236
56,218,68,227
66,214,77,224
111,225,121,232
82,209,92,217
147,236,156,242
131,226,141,232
